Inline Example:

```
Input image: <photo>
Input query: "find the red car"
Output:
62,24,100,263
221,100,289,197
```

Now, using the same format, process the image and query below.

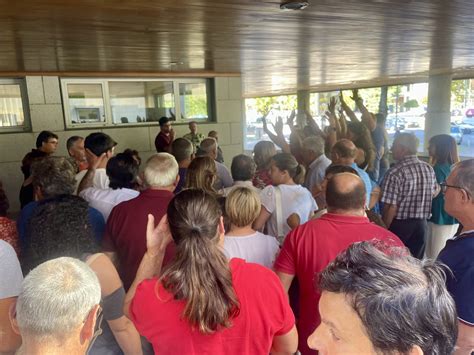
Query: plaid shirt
381,155,437,219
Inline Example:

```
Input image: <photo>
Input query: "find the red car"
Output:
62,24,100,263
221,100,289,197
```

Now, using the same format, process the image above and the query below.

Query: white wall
0,76,244,213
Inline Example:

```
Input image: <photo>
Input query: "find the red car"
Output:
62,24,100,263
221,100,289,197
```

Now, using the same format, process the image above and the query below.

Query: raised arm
340,91,359,123
124,214,172,318
89,254,143,355
78,150,107,194
263,116,291,153
305,109,325,138
352,89,376,131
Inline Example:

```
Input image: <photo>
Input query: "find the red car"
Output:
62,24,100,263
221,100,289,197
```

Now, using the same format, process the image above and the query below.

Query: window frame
0,78,31,133
61,77,215,129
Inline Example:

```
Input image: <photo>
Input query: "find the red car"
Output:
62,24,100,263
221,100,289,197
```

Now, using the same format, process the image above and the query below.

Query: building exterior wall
0,76,244,213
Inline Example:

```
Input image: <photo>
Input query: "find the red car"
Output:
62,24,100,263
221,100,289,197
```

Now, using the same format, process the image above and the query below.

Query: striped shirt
381,155,437,219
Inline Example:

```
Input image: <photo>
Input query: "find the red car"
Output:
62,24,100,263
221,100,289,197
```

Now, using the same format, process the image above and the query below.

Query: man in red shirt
103,152,179,290
154,116,175,153
274,172,403,355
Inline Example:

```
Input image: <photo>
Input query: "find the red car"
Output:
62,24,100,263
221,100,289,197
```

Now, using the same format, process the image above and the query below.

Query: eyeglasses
440,182,468,195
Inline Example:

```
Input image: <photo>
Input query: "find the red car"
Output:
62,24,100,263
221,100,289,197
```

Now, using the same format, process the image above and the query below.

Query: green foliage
183,94,208,118
404,99,419,109
451,79,469,107
253,95,297,116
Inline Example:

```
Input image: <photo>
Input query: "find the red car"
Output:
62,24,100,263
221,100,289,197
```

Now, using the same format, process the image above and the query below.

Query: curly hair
22,195,99,274
31,156,77,198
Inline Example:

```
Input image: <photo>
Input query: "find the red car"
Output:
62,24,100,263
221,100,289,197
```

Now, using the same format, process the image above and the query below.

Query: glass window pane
179,82,209,120
0,84,25,128
109,81,174,124
67,84,105,124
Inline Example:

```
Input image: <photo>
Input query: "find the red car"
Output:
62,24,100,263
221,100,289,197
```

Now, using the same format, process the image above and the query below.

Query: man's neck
148,185,175,192
335,158,354,166
179,160,191,169
326,208,366,217
459,210,474,233
18,337,85,355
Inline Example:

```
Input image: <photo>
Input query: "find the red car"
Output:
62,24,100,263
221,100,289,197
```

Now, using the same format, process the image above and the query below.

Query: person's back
127,189,297,355
103,153,178,290
274,173,402,355
224,232,279,269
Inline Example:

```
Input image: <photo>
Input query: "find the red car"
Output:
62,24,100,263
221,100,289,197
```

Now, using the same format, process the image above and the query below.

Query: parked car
450,125,463,145
460,116,474,134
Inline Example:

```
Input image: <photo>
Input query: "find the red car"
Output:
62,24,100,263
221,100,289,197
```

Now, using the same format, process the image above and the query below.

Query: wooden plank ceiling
0,0,473,97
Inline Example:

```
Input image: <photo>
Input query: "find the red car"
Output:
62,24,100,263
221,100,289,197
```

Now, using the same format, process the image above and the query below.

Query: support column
296,89,310,127
425,74,452,150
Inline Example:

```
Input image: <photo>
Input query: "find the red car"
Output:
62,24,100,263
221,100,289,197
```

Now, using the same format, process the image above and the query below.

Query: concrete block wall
0,76,244,213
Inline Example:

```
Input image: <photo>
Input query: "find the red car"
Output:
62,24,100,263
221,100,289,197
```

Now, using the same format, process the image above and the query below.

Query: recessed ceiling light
280,1,309,10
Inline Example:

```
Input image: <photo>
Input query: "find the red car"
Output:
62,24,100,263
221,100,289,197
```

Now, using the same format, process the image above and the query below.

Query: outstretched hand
350,88,359,102
273,116,284,135
146,214,172,257
328,96,337,114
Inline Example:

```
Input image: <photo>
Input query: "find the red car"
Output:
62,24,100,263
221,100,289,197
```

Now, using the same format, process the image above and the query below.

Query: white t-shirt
0,240,23,299
75,169,110,194
223,232,280,269
79,187,139,221
260,184,317,241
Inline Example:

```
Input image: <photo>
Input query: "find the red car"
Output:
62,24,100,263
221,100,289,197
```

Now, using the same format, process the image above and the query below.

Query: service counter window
62,78,214,128
0,79,30,133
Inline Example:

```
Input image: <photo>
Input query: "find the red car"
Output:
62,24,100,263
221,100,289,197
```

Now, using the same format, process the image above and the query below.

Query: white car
450,125,463,145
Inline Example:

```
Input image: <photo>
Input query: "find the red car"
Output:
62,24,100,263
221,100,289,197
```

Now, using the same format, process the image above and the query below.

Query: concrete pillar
425,74,452,150
296,89,310,127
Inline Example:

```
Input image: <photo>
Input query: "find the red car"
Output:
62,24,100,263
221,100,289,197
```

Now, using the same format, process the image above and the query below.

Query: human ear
80,305,99,345
9,299,21,335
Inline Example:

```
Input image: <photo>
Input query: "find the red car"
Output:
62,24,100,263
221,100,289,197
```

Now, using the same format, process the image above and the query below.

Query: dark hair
35,131,58,148
66,136,83,152
31,157,76,198
324,164,358,178
319,241,458,355
272,153,305,184
0,181,9,216
106,153,139,190
172,138,194,163
429,134,459,165
230,154,256,182
347,122,376,170
159,116,171,127
122,148,142,166
325,173,366,210
22,195,99,274
84,132,117,157
162,189,239,333
208,130,218,138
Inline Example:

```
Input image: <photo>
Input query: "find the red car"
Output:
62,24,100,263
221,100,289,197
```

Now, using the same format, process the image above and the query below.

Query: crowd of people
0,91,473,355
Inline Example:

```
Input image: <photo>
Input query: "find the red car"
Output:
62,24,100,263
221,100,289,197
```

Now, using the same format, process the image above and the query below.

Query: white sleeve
260,186,276,214
0,241,23,299
79,187,95,202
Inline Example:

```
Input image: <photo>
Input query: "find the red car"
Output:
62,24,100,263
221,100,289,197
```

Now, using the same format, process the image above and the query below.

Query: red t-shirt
274,213,403,355
130,258,295,354
103,189,175,290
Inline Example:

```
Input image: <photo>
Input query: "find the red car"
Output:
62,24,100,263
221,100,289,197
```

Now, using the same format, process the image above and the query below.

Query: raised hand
273,116,284,136
146,214,172,257
286,109,296,126
328,96,337,114
85,149,107,169
350,88,359,102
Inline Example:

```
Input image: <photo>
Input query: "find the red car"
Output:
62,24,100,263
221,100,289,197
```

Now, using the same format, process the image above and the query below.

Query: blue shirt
351,163,373,206
18,200,105,253
438,232,474,325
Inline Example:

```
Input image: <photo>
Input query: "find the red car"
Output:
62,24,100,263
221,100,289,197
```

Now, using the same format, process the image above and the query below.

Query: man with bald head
331,139,373,206
274,172,402,355
380,133,438,258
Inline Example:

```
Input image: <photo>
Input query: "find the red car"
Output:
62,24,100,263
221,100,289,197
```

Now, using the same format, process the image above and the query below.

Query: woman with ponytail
253,153,317,244
124,189,297,354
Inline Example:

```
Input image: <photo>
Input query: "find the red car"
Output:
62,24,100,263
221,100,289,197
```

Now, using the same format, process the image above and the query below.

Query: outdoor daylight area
245,79,474,158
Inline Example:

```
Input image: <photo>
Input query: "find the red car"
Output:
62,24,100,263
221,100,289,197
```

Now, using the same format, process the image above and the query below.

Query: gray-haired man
11,257,101,355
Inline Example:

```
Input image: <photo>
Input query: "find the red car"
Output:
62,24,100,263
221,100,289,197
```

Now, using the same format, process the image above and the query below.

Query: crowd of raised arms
0,90,473,355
